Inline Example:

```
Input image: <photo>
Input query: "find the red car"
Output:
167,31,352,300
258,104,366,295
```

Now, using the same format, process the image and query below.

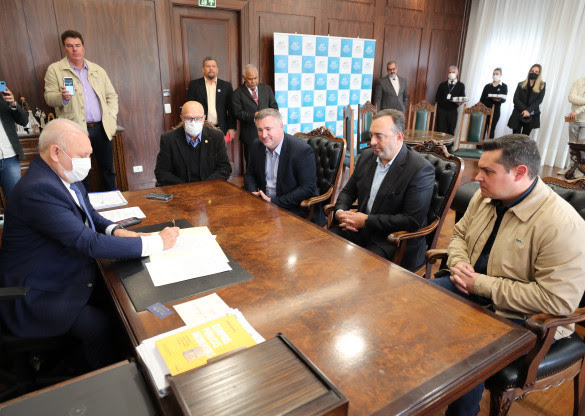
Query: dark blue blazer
0,157,142,338
334,144,435,270
244,133,319,220
186,77,236,134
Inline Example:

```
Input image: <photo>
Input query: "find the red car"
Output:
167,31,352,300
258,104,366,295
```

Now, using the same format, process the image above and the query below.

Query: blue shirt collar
185,129,202,147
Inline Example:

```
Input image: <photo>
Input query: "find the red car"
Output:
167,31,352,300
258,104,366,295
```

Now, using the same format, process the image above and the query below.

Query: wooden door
171,5,242,175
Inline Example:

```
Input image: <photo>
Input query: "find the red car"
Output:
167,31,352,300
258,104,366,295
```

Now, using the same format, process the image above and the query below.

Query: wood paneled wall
1,0,470,190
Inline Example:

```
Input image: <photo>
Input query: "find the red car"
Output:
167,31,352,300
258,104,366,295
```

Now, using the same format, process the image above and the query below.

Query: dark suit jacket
507,82,546,130
435,80,466,112
155,125,232,186
232,83,278,146
334,144,434,270
0,157,142,338
244,133,319,220
186,77,236,134
373,75,408,113
0,99,28,159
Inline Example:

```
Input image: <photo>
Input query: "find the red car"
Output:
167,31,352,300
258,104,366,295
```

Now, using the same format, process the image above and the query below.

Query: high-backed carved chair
295,127,346,223
344,102,376,175
408,100,437,132
427,176,585,416
325,140,463,273
456,102,494,149
388,141,463,274
342,105,356,175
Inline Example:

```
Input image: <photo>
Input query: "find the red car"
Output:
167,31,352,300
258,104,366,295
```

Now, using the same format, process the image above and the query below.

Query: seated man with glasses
155,100,232,185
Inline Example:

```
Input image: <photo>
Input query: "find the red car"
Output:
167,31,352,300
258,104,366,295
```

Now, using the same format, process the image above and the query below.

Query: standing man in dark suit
0,118,178,369
244,108,322,223
373,60,409,113
232,65,278,163
0,85,28,200
435,65,466,135
155,101,231,186
186,57,236,139
331,109,434,271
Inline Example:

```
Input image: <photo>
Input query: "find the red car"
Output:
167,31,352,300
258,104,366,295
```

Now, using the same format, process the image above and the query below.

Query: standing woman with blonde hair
507,64,546,136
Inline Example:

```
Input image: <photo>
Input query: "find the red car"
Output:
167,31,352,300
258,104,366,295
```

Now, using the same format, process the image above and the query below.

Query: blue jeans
433,276,490,416
0,156,21,201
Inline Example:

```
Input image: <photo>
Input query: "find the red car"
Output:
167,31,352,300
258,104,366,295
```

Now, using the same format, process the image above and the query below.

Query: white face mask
58,147,91,182
184,121,203,138
493,75,501,82
448,73,457,81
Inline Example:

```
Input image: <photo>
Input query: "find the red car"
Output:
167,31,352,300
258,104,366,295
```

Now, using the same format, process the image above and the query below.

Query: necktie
70,183,96,230
252,89,259,106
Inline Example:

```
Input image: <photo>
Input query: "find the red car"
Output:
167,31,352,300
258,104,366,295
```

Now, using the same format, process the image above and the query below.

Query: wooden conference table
99,180,535,416
403,129,455,147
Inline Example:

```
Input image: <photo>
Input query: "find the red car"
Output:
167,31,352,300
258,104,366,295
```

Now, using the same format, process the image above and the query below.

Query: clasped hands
336,210,367,232
252,189,271,202
449,262,478,295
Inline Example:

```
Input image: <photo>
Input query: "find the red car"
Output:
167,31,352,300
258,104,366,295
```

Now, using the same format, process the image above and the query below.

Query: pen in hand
171,219,175,227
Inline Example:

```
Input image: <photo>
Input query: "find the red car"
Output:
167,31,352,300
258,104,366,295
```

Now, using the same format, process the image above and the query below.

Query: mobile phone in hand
63,77,75,95
146,192,173,201
0,82,6,93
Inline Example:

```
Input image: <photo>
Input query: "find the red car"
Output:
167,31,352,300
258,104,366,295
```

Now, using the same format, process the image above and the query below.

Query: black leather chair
428,176,585,415
0,286,74,402
388,140,463,274
452,176,585,222
294,127,346,224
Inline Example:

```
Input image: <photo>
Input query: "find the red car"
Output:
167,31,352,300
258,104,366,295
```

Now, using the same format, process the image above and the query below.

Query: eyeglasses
183,116,205,122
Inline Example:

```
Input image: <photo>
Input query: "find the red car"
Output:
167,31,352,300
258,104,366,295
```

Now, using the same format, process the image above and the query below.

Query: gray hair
255,108,282,124
373,109,405,134
449,65,459,73
243,64,258,76
39,118,86,153
386,60,397,67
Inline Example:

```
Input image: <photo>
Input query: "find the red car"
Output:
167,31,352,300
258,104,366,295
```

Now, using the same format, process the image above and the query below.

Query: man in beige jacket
434,134,585,416
44,30,118,191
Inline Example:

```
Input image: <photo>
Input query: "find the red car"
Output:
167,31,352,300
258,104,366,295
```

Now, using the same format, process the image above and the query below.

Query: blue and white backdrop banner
273,32,376,137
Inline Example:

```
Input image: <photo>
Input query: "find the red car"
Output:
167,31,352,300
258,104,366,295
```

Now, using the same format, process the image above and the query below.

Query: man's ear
514,164,528,181
49,144,60,162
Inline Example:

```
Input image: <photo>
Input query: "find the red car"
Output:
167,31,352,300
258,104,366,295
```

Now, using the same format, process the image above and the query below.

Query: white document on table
89,190,128,210
99,206,146,222
173,293,231,326
145,227,231,287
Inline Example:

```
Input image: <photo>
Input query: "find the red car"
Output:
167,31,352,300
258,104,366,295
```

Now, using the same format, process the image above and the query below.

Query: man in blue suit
0,119,179,369
244,108,322,223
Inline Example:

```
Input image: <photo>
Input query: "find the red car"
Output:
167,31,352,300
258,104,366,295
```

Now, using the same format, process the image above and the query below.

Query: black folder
112,219,253,311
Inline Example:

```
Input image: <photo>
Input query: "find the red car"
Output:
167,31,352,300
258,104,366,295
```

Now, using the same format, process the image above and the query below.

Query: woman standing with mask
480,67,508,139
507,64,546,136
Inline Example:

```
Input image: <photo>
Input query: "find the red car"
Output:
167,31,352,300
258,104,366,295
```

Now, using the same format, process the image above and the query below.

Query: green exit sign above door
198,0,216,7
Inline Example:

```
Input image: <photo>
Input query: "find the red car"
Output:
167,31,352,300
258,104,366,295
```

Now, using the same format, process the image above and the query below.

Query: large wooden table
99,180,535,416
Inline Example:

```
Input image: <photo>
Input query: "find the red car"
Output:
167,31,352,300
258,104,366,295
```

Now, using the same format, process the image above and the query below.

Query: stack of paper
89,190,128,210
99,206,146,222
145,226,231,286
488,93,507,99
136,294,264,396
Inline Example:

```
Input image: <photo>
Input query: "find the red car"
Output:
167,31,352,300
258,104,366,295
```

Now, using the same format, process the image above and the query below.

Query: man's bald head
182,101,204,117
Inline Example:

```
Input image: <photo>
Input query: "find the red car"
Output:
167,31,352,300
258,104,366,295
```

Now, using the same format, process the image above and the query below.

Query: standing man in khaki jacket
433,134,585,416
44,30,118,191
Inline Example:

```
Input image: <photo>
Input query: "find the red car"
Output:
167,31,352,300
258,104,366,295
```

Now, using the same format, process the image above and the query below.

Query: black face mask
529,72,538,80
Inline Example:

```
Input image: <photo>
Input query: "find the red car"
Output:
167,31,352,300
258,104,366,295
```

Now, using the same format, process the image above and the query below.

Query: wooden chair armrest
387,217,439,246
323,204,335,215
425,249,448,264
300,188,332,209
525,307,585,338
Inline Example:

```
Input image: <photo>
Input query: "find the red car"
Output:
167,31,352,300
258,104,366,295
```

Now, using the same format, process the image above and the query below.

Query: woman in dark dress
507,64,546,136
480,67,507,139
